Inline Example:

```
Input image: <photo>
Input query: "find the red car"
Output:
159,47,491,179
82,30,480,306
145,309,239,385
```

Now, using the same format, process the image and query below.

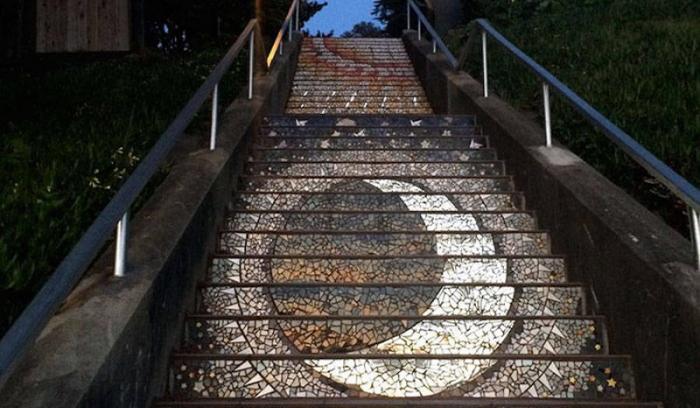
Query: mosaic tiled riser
160,36,643,406
288,38,432,114
177,171,632,400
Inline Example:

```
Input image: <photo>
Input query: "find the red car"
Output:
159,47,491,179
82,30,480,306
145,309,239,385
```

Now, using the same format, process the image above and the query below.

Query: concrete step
207,256,567,285
240,175,513,193
292,85,427,93
291,37,430,114
251,148,498,162
234,191,524,212
287,94,429,101
292,74,420,81
290,77,425,83
155,399,661,408
223,211,537,232
166,355,633,400
287,107,433,114
293,68,420,75
285,104,433,113
181,316,607,355
259,126,482,137
289,90,428,98
197,283,586,317
285,101,432,110
297,56,417,62
217,231,551,256
245,161,506,177
263,115,476,128
256,136,489,150
287,96,429,105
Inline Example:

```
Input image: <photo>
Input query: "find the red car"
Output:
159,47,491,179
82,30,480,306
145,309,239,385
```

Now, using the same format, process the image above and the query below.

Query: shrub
449,0,700,235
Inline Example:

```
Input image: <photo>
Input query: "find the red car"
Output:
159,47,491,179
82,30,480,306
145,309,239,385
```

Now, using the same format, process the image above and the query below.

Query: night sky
304,0,383,36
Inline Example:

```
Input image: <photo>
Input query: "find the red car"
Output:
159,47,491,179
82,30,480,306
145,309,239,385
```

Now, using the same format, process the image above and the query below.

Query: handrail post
407,1,411,30
432,40,437,53
248,32,254,100
692,208,700,271
418,18,422,41
295,0,300,31
482,30,489,98
543,82,553,147
209,84,219,150
114,211,129,277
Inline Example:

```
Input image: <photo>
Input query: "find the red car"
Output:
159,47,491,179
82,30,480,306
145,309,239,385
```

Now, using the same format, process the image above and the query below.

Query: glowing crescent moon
305,179,515,397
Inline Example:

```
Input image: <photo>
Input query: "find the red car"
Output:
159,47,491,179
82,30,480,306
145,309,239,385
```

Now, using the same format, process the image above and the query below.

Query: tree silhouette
146,0,326,53
341,21,388,38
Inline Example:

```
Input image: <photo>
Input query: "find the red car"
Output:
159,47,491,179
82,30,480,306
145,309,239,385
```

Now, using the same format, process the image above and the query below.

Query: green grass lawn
448,0,699,234
0,49,244,334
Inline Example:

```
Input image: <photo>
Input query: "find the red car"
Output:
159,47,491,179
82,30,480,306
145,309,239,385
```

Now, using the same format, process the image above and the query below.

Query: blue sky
305,0,382,36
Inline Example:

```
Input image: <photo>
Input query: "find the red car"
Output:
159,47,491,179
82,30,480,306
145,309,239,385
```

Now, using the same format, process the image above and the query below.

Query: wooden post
132,0,145,52
36,0,131,53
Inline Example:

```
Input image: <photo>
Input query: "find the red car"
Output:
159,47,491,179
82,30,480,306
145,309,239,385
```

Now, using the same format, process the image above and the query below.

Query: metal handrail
469,18,700,268
406,0,459,69
0,0,305,388
267,0,301,66
404,5,700,268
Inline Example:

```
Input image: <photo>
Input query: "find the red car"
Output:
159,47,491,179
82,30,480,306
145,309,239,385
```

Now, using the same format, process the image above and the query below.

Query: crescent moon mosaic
178,145,620,399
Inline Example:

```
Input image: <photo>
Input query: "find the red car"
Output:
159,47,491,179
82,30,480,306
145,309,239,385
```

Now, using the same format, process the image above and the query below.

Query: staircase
155,38,660,407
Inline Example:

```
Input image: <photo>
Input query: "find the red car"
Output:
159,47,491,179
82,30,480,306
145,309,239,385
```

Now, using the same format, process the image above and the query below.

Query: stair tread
198,285,584,317
264,116,475,127
256,138,490,150
154,37,653,406
218,231,550,256
167,355,633,399
246,162,505,178
252,149,498,162
224,211,536,232
234,192,523,211
207,255,566,285
155,399,661,407
239,175,512,188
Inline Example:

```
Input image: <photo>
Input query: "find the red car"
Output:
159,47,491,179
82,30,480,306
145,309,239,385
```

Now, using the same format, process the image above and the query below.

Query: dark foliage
146,0,326,53
0,0,326,335
449,0,700,235
342,21,389,38
373,0,408,37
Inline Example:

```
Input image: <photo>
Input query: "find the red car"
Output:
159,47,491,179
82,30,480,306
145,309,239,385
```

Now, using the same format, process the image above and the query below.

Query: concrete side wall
403,32,700,408
0,34,302,408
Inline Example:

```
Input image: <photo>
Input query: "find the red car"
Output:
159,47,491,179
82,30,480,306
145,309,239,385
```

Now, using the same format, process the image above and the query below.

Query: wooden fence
36,0,130,52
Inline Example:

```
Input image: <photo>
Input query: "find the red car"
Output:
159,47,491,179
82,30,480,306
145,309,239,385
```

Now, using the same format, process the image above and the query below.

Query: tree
0,0,33,62
373,0,406,37
145,0,326,54
341,21,388,38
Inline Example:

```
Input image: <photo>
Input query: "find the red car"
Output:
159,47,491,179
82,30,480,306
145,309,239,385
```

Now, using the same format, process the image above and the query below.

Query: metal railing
0,0,303,390
472,19,700,269
267,0,302,67
405,5,700,269
406,0,459,69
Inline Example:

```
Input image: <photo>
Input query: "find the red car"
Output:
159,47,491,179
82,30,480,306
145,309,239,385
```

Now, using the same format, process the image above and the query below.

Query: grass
0,47,245,335
447,0,699,235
